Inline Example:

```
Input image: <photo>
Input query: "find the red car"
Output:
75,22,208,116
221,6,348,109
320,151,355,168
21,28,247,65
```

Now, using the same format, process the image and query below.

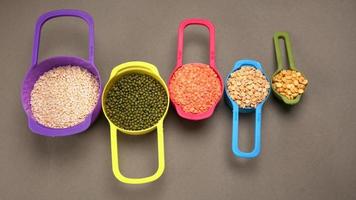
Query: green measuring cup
272,32,307,105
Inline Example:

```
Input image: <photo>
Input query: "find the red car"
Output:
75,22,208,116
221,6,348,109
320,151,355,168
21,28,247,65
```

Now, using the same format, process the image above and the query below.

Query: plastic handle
233,59,264,73
273,32,296,71
176,18,216,68
231,104,263,159
110,122,165,184
109,61,159,79
31,9,95,66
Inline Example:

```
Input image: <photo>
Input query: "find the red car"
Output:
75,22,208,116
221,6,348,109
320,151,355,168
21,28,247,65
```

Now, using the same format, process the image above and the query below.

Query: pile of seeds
272,69,308,99
30,66,99,128
169,63,221,114
104,73,168,131
227,66,270,108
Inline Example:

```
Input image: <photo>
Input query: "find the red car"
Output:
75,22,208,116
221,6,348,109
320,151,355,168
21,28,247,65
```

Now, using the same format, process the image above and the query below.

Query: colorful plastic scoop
21,9,102,137
224,59,270,158
272,32,307,105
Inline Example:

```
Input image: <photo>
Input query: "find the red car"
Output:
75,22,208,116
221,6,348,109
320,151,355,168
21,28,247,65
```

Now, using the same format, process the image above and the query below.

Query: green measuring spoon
272,32,307,105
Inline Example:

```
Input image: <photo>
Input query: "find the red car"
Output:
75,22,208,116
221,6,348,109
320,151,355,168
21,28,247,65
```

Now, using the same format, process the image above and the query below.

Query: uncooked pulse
170,63,221,114
104,73,168,131
30,66,99,128
272,69,308,100
227,66,270,108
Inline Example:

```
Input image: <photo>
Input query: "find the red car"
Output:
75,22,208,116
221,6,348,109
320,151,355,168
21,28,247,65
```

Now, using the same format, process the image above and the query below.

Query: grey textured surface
1,0,356,199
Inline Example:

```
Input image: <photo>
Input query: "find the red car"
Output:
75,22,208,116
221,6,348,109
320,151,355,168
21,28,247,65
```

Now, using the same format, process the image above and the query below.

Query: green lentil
104,73,168,131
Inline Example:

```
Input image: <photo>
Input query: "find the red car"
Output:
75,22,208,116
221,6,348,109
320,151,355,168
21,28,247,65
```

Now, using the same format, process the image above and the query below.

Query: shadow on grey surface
167,106,209,133
25,112,106,163
269,93,309,118
225,133,260,173
106,171,164,199
227,155,259,172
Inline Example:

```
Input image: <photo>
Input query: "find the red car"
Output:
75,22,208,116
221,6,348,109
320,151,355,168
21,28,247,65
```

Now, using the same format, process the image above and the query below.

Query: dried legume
30,66,99,128
169,63,221,114
227,66,270,108
104,73,168,131
272,69,308,100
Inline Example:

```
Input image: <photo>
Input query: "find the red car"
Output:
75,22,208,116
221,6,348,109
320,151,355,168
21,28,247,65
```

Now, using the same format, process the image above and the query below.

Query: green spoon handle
274,32,296,71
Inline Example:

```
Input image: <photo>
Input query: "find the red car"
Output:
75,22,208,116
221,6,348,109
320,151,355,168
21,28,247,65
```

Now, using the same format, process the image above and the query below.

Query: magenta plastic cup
168,19,223,121
21,9,102,137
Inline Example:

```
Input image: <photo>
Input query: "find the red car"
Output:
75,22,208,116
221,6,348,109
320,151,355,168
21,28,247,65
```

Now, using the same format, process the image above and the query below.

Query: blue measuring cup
224,59,270,159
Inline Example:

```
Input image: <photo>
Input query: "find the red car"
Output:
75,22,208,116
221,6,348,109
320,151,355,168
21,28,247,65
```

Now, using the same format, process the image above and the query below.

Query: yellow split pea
272,70,308,100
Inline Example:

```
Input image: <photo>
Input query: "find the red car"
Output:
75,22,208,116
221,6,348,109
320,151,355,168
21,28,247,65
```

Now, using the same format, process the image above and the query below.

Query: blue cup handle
233,59,265,74
232,103,263,158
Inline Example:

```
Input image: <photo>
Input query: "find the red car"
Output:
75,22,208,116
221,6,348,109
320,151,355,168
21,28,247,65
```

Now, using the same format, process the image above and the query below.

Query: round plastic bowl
224,59,270,159
21,9,102,137
168,18,223,121
102,61,170,184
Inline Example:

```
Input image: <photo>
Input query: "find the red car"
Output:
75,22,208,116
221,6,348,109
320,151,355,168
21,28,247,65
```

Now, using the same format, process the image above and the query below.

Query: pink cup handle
176,18,216,68
31,9,95,66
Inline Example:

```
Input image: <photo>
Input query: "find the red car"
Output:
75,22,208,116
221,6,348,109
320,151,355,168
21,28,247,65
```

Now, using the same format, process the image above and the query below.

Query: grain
227,66,270,108
30,66,99,128
169,63,221,114
272,69,308,99
104,73,168,131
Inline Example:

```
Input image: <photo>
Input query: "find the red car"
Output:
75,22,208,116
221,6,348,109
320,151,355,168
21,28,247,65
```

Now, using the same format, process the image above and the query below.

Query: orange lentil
169,63,221,114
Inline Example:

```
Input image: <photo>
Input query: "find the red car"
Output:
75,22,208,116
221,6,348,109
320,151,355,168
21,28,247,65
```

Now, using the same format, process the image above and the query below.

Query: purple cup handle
31,9,95,66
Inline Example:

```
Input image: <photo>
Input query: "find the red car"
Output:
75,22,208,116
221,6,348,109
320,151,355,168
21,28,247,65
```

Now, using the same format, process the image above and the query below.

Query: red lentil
170,63,221,113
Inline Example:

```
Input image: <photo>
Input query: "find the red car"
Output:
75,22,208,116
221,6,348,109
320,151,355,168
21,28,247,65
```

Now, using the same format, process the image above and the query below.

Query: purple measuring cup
21,9,102,137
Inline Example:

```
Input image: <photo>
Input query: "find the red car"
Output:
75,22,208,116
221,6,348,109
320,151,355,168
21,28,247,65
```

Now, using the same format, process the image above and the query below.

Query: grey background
1,0,355,199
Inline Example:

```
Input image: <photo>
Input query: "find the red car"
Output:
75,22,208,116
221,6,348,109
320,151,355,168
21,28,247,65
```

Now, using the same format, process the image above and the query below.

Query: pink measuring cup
168,19,223,121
